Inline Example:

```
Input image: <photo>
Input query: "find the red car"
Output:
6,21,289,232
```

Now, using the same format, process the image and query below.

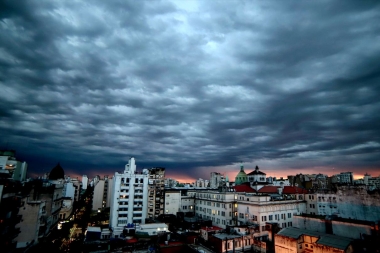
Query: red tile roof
257,186,279,193
283,186,308,194
234,183,256,193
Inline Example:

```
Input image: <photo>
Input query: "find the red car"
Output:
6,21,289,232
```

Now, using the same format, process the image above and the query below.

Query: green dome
235,164,248,185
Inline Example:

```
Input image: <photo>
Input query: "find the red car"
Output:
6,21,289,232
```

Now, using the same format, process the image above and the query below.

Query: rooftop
234,183,256,193
258,186,279,193
277,227,352,250
201,226,223,232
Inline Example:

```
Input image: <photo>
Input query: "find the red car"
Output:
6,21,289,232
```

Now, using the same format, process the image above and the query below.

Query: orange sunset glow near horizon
28,166,380,184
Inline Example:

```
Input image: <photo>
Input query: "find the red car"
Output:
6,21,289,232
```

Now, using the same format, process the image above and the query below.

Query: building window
288,213,292,218
262,216,267,221
269,215,273,221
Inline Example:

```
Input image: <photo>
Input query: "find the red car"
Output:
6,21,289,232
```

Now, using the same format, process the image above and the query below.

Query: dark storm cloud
0,0,379,179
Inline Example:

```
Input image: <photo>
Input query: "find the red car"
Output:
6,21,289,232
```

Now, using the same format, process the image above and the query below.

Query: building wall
109,158,149,237
59,198,73,220
64,182,75,199
82,175,88,190
106,177,113,207
164,191,181,214
93,180,105,211
274,234,298,253
16,199,44,248
180,194,195,213
70,178,82,202
147,168,165,218
304,186,380,222
210,172,223,188
293,216,326,233
236,194,306,238
332,221,372,239
195,191,237,228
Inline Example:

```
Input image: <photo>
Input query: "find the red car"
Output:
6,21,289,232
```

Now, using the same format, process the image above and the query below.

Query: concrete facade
147,167,165,219
236,193,306,240
210,172,224,188
304,186,380,222
92,175,113,211
16,180,64,249
164,190,181,214
82,175,88,190
195,190,237,228
293,215,374,239
109,158,149,237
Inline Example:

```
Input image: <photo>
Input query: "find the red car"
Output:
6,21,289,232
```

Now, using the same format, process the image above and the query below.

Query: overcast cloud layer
1,0,380,180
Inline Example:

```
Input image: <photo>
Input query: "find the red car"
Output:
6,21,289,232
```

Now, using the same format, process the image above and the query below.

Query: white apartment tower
82,175,88,190
109,158,149,237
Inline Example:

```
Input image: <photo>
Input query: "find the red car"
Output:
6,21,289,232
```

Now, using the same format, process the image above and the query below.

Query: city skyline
1,1,380,180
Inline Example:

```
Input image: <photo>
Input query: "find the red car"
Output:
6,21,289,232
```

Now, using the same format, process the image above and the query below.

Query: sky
1,0,380,182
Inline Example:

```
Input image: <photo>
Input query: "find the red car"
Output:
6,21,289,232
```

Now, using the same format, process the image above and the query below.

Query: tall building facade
92,175,113,211
335,172,353,184
109,158,149,237
210,172,224,188
82,175,88,190
147,167,165,219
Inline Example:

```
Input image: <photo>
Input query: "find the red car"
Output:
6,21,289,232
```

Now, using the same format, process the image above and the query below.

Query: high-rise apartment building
210,172,224,188
109,158,149,237
92,175,113,211
147,167,165,219
335,172,353,184
82,175,88,190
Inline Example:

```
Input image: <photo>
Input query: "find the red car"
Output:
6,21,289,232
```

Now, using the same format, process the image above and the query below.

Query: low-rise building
275,227,354,253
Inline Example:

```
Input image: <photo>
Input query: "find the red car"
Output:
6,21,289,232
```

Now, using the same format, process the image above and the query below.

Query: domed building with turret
234,163,248,185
